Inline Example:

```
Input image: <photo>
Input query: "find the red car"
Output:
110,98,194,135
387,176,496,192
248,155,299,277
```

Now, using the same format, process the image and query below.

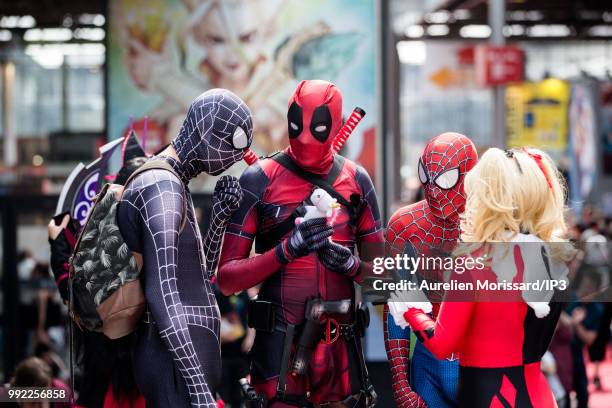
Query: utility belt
247,298,367,338
245,298,376,408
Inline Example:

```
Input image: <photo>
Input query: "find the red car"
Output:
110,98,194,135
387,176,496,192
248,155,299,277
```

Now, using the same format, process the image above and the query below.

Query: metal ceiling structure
0,0,105,28
397,0,612,41
0,0,106,45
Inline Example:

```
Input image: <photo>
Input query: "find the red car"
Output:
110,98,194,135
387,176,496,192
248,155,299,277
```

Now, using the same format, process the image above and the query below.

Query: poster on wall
568,81,598,215
107,0,378,190
601,82,612,176
506,78,570,156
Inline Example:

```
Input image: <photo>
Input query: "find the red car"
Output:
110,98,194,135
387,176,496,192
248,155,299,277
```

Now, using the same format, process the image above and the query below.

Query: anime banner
568,81,598,215
107,0,378,191
506,78,570,157
601,82,612,176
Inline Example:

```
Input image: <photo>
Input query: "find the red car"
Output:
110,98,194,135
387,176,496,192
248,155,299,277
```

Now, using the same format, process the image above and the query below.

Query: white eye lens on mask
232,127,248,149
434,167,460,189
314,125,327,132
290,122,299,131
418,159,428,184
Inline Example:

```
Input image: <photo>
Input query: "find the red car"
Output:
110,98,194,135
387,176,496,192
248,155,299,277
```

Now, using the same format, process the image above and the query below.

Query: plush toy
300,188,340,222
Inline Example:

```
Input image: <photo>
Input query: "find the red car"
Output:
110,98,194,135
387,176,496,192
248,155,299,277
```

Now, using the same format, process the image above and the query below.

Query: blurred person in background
582,227,612,391
541,351,567,408
17,254,65,360
566,267,603,408
32,263,65,349
17,251,39,359
215,286,257,407
588,299,611,391
8,357,53,408
33,343,69,394
7,356,71,408
549,314,574,408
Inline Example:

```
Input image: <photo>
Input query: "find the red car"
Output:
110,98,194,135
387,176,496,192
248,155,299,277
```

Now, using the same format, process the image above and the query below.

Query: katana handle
332,107,366,154
243,106,366,165
243,148,259,165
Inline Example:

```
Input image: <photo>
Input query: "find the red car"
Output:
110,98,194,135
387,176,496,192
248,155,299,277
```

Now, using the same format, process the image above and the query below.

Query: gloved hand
317,240,359,277
48,215,72,302
277,218,333,264
213,175,243,214
388,289,433,329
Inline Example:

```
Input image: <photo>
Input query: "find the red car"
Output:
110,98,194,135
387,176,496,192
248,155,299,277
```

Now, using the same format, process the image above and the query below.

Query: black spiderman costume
117,89,253,407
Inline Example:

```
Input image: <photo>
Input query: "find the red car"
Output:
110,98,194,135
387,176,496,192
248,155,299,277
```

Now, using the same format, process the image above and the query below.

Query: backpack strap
271,152,351,211
122,160,189,233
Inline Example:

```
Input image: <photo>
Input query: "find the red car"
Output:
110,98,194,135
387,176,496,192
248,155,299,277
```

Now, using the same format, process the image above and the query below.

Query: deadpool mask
286,80,342,174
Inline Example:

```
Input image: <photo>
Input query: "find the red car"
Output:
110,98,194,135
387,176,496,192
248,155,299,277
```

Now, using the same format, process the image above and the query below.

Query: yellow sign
506,78,570,152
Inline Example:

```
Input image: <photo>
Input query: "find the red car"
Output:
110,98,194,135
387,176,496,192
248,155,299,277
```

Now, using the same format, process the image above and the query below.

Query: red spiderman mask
286,80,343,174
418,132,478,220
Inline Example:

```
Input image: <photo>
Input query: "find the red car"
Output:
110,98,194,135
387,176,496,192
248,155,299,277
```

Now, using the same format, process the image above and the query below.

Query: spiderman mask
418,132,478,220
286,80,343,175
171,89,253,180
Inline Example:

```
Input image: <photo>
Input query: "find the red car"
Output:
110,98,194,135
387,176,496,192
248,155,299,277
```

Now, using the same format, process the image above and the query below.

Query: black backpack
69,160,186,339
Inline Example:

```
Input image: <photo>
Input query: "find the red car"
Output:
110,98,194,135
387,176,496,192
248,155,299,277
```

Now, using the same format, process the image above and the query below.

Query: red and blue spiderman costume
383,132,478,407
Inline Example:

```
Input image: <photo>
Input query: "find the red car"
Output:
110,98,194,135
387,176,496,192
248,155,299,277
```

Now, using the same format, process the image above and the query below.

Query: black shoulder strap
254,153,353,253
271,152,351,210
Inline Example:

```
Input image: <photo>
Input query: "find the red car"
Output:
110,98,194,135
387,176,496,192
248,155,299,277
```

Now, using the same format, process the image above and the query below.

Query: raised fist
213,175,243,212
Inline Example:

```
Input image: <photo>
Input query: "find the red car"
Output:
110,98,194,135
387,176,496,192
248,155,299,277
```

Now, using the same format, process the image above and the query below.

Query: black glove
213,175,243,214
276,218,333,264
317,240,359,277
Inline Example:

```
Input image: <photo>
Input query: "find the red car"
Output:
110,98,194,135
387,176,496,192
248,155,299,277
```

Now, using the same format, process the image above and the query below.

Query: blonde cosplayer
460,147,570,249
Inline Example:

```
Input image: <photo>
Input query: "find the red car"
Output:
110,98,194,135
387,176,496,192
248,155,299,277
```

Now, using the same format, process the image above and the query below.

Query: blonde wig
460,147,572,261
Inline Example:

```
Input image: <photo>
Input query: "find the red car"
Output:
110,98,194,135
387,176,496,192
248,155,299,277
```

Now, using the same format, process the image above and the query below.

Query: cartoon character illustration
116,0,362,158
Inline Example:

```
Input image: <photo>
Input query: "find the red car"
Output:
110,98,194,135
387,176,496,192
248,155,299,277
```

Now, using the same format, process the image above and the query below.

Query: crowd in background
544,206,612,408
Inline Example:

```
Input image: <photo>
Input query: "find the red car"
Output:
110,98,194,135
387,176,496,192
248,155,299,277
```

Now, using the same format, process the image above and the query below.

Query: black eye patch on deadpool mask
287,102,303,139
310,104,332,143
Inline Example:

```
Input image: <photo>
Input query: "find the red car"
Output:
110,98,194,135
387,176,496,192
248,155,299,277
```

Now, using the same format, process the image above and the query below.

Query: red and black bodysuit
218,80,383,407
403,237,564,408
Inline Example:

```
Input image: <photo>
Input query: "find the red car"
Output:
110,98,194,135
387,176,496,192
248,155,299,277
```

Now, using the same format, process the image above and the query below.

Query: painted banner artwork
108,0,378,190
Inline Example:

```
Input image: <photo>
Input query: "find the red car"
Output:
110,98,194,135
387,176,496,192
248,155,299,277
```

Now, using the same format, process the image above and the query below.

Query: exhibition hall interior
1,0,612,407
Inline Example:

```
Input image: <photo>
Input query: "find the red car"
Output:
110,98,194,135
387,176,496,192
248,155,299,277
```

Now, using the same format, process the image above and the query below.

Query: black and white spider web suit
117,89,253,407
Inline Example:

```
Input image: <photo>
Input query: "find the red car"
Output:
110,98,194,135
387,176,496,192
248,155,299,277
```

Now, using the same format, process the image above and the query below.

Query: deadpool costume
218,80,383,407
383,133,477,407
